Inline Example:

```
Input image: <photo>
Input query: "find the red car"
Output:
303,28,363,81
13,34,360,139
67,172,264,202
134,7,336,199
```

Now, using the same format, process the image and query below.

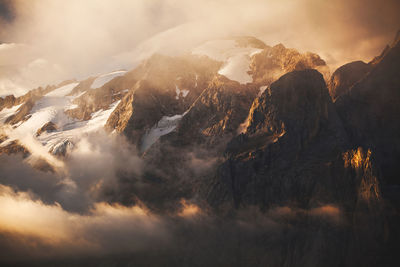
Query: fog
1,0,399,96
0,181,345,265
0,0,399,265
0,125,346,265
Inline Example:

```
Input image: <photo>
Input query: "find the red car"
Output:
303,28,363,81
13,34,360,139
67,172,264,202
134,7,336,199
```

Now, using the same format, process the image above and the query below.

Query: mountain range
0,34,399,266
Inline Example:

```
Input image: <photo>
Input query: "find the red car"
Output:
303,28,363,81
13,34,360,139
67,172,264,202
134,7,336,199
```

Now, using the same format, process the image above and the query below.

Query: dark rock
0,140,30,157
335,35,400,186
173,75,259,148
328,61,372,100
106,54,221,148
250,44,329,86
209,69,352,209
36,121,58,136
206,69,386,266
5,98,37,125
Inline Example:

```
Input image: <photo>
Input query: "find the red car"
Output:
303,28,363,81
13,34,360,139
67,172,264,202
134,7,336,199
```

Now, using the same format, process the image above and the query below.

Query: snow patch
0,104,23,123
64,104,78,111
45,82,79,97
50,139,74,156
192,40,262,84
1,79,120,163
16,83,80,135
37,100,121,154
91,70,127,89
0,138,15,147
141,111,188,152
175,85,189,99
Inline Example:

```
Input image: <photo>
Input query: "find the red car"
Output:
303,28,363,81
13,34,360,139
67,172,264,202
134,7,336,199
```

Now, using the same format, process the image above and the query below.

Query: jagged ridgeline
0,34,399,266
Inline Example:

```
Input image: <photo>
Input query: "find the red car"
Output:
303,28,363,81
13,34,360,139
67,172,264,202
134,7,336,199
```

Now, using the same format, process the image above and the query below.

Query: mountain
207,69,385,265
0,35,399,266
335,36,400,187
0,37,326,162
328,60,372,100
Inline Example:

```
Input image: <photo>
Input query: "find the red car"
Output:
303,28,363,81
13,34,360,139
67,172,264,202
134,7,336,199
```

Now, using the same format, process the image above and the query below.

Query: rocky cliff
0,35,399,266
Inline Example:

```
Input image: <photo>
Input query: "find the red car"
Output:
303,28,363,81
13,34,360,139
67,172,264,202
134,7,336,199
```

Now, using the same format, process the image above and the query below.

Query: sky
0,0,399,96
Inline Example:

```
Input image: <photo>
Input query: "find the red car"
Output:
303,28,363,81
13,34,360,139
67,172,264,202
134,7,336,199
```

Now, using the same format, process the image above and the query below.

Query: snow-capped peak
191,39,262,84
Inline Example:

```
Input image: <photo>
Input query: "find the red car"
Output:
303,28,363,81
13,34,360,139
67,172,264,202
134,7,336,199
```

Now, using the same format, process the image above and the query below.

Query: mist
0,0,399,265
0,124,348,265
0,181,346,265
0,132,143,212
1,0,399,96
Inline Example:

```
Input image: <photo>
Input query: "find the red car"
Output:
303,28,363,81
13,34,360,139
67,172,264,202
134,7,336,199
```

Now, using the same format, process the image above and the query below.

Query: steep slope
0,78,122,162
170,75,259,147
65,71,130,121
140,38,329,152
250,43,329,85
106,54,221,149
0,34,399,266
97,38,334,211
328,61,372,100
335,35,400,186
209,70,351,208
207,69,386,266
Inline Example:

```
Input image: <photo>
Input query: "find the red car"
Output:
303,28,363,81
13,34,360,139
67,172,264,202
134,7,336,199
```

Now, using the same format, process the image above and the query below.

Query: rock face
328,61,372,100
49,139,74,156
209,70,349,208
65,74,131,121
335,35,400,186
0,80,74,125
206,70,386,266
104,39,328,152
1,35,399,266
250,43,329,85
4,98,36,125
0,140,30,157
0,95,17,111
106,54,221,147
36,122,58,136
172,75,259,147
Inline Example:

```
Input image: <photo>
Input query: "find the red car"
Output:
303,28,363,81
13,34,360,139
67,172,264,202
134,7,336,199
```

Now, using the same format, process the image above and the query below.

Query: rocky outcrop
36,122,58,136
335,34,400,186
49,139,74,157
250,43,329,86
4,98,37,125
134,75,259,210
0,140,30,157
328,61,372,100
0,95,17,111
369,30,400,66
68,76,96,96
106,54,221,147
170,75,259,147
1,35,398,266
1,80,73,125
66,74,132,121
233,36,268,49
204,69,387,267
208,69,351,209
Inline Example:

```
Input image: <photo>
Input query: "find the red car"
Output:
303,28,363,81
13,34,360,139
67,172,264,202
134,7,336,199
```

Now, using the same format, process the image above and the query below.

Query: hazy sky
0,0,399,95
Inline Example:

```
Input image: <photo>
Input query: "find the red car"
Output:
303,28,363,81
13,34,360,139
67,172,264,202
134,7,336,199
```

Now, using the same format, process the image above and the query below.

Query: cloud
0,184,169,262
0,0,399,96
0,1,396,264
0,131,143,212
0,182,346,265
